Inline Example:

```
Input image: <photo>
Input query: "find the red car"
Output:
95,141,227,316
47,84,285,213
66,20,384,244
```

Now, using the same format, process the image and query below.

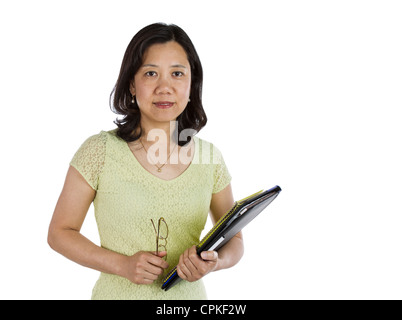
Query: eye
145,71,157,77
172,71,184,77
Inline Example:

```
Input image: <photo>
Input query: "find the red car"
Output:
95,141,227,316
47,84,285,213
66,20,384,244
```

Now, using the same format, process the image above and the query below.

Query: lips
154,101,174,109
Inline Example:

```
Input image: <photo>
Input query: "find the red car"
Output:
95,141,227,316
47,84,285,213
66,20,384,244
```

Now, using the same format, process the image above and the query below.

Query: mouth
153,101,175,109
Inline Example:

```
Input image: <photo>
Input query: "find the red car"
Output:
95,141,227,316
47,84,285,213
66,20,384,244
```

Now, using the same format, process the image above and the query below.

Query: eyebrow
141,63,187,69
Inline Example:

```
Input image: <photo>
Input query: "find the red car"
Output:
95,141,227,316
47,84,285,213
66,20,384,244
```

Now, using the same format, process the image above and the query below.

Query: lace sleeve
70,131,107,190
212,145,232,194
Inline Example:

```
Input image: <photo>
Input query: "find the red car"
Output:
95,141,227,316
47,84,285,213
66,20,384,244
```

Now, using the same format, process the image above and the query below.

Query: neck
138,119,180,167
140,119,178,147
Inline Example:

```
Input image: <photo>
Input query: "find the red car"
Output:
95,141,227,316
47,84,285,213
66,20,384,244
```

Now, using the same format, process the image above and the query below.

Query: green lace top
70,129,231,300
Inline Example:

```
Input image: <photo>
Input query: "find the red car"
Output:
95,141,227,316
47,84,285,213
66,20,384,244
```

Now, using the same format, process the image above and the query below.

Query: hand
177,245,218,282
122,251,169,285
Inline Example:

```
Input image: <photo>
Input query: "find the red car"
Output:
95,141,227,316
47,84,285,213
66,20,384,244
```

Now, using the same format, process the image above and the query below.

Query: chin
152,109,185,122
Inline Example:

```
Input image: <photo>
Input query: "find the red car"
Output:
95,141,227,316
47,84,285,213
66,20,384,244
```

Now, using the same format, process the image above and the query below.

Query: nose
155,74,173,95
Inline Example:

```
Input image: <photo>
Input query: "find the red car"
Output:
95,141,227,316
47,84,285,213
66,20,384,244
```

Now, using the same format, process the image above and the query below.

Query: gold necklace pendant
139,138,177,173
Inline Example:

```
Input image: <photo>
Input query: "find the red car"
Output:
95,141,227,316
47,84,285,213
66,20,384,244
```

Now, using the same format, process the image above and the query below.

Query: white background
1,0,401,300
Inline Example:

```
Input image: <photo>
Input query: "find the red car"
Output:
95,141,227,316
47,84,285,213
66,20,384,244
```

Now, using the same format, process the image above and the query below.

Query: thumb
201,251,218,261
154,251,167,258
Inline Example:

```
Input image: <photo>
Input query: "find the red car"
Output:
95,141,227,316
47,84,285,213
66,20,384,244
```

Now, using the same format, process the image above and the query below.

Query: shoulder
103,128,119,140
72,129,118,159
193,137,231,193
79,129,119,147
70,130,113,190
79,130,108,145
194,136,225,165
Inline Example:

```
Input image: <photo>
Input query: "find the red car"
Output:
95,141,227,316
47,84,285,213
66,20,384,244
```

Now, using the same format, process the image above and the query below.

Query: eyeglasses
151,217,168,261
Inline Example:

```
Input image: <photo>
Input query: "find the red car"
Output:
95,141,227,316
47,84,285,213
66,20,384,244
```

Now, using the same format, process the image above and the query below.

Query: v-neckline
123,136,199,182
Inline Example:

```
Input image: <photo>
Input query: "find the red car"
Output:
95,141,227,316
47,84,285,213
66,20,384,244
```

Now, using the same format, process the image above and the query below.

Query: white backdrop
1,0,401,300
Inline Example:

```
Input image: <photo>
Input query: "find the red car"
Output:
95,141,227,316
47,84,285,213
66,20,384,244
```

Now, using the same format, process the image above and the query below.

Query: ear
129,81,135,96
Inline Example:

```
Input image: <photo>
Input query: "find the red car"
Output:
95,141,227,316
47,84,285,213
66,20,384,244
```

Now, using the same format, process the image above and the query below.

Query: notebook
161,185,282,291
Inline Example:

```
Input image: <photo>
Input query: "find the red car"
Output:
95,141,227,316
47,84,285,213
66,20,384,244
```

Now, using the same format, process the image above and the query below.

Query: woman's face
131,41,192,126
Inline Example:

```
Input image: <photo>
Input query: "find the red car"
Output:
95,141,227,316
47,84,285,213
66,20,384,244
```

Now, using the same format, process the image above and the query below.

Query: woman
48,23,243,300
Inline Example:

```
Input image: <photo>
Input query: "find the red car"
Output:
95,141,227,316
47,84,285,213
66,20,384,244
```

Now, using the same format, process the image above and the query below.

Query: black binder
161,185,282,291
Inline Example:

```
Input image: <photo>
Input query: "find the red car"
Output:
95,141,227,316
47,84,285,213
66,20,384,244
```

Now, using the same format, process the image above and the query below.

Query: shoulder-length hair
110,23,207,146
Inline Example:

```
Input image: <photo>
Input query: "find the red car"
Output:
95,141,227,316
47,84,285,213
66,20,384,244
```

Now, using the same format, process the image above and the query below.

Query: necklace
139,139,177,173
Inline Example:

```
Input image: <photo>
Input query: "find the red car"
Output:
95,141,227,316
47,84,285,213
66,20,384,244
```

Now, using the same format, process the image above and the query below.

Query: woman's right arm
47,166,168,284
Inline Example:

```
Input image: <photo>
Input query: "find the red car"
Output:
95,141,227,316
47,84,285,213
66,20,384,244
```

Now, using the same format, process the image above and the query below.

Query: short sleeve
70,132,107,190
212,145,232,194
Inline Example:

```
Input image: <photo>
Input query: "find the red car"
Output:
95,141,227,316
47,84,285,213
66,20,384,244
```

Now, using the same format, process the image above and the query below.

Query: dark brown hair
110,23,207,146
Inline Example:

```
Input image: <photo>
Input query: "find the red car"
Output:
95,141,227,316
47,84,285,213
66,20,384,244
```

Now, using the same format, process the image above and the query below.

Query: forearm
215,233,244,271
48,228,127,278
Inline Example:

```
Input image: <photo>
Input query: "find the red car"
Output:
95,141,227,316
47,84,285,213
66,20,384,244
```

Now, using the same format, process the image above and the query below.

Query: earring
188,98,191,102
131,95,135,104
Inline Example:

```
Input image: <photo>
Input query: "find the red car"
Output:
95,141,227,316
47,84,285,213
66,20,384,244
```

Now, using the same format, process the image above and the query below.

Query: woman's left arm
177,184,244,282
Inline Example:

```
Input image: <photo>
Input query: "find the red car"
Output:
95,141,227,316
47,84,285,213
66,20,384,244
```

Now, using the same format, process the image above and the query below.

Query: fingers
201,250,218,261
177,246,218,282
127,251,169,285
140,269,161,284
149,251,169,269
129,247,219,285
177,248,196,281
